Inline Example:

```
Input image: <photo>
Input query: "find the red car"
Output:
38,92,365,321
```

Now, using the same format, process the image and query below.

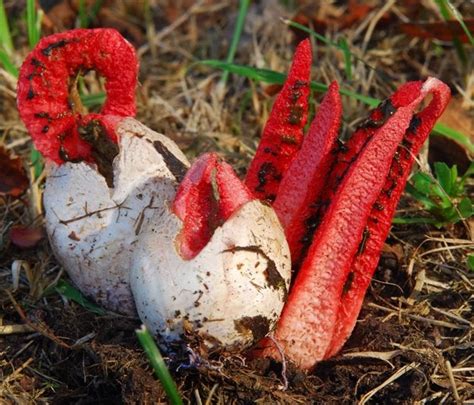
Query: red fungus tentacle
261,82,445,370
324,78,451,358
273,81,342,265
282,81,426,267
173,153,254,260
245,39,312,203
17,29,138,163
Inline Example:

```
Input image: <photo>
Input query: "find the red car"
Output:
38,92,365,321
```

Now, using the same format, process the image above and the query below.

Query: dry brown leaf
0,146,29,198
291,0,375,36
400,19,474,44
40,0,144,44
429,97,473,173
9,226,45,249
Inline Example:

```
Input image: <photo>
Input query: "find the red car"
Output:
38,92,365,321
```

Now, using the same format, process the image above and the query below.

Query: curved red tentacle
17,29,138,163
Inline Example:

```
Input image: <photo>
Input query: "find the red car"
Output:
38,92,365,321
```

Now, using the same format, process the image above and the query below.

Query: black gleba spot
224,245,288,300
41,39,69,56
152,140,188,183
234,315,270,342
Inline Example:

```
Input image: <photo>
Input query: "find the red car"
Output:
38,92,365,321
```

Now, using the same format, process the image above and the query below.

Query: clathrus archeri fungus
17,29,291,345
17,30,450,365
17,29,189,315
247,39,450,370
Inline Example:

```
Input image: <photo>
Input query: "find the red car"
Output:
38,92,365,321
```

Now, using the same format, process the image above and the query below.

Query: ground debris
1,0,473,402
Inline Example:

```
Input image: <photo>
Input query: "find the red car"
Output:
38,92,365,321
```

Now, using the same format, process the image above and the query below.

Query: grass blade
338,37,352,80
54,279,106,315
136,325,183,405
30,147,44,179
198,60,472,152
283,18,336,47
201,59,286,84
434,0,467,64
201,60,379,105
26,0,41,48
432,122,474,153
0,48,18,77
90,0,104,24
220,0,250,87
25,0,44,177
79,0,104,28
392,216,442,225
0,0,13,54
282,18,372,75
79,0,89,28
80,92,106,108
443,0,474,46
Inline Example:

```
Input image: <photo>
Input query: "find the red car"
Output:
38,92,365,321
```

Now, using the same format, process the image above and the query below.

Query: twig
205,383,219,405
5,289,72,349
267,334,288,390
419,244,473,258
361,0,396,53
367,302,468,329
359,362,419,404
445,360,461,404
194,389,203,405
430,306,473,327
154,1,205,43
0,358,34,390
0,324,35,334
451,367,474,373
342,350,402,368
407,314,468,330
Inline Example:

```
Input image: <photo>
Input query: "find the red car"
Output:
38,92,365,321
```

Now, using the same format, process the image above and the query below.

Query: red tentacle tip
17,28,138,164
173,153,254,260
245,38,312,201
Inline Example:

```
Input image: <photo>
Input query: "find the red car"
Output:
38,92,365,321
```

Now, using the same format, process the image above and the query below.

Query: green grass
394,162,473,227
78,0,104,28
26,0,41,48
79,0,88,28
136,326,183,405
198,60,474,153
54,279,106,315
0,48,18,77
81,91,106,108
26,0,44,177
0,0,13,55
282,19,356,80
220,0,250,87
0,0,17,77
0,0,44,177
433,0,472,65
338,37,352,80
468,254,474,271
445,2,474,46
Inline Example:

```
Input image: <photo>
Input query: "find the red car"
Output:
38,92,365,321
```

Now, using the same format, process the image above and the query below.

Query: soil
1,0,473,403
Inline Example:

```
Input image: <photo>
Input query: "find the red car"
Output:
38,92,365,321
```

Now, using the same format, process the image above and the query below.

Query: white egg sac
131,199,292,351
44,118,189,315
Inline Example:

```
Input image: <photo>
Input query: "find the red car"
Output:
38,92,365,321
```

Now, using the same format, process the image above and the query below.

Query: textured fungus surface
131,154,291,350
245,38,312,203
324,78,451,358
273,81,342,266
173,153,254,260
17,28,138,163
258,77,450,370
44,118,189,315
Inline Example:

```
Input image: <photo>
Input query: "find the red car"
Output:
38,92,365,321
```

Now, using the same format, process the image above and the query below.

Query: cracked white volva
131,200,292,351
44,118,189,315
